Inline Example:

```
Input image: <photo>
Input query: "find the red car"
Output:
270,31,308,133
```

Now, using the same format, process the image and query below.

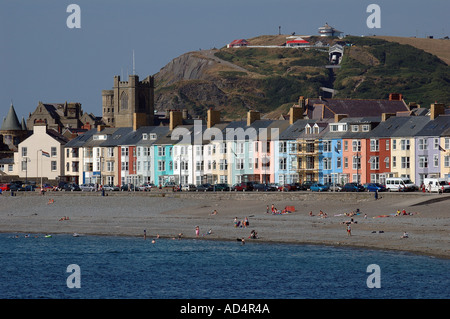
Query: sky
1,0,449,121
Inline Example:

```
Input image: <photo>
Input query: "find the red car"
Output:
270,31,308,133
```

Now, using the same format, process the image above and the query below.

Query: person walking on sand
195,226,199,237
347,224,352,236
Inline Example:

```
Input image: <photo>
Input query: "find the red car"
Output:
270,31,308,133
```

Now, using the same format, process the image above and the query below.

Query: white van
423,178,450,193
385,177,416,192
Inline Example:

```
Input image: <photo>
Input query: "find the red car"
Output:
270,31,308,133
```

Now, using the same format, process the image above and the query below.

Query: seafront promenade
1,191,449,259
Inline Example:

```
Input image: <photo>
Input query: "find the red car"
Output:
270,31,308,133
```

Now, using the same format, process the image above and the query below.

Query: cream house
13,124,68,183
440,133,450,181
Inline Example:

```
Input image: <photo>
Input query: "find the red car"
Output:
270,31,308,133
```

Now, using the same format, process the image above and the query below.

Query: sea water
0,233,448,299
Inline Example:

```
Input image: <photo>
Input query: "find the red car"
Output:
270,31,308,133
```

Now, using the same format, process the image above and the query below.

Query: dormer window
313,124,319,134
150,133,157,140
305,124,312,134
362,125,370,132
142,133,148,140
351,125,359,132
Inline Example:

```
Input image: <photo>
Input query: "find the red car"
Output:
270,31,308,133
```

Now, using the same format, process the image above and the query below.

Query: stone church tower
102,75,154,129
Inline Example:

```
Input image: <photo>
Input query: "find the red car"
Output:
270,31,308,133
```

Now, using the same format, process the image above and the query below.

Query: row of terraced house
6,97,450,188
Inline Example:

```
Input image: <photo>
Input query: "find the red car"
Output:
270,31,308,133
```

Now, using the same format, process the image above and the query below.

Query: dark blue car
342,183,365,192
365,183,386,192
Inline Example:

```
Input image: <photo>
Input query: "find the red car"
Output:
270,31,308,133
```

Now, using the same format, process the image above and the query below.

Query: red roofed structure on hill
227,39,249,48
286,36,309,47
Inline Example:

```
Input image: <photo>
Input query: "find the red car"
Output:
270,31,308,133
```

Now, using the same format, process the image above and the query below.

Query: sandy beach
0,190,449,259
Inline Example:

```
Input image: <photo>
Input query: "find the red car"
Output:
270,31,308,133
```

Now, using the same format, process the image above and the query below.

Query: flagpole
39,149,43,188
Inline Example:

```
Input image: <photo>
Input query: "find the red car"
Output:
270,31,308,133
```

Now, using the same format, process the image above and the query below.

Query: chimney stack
247,110,260,126
182,109,188,120
207,108,221,128
169,110,183,130
133,113,147,131
389,93,403,101
334,114,348,123
289,106,303,125
430,103,445,120
381,113,396,122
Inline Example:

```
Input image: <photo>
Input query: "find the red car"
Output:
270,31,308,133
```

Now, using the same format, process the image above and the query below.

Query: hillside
333,36,450,106
153,35,450,120
371,36,450,66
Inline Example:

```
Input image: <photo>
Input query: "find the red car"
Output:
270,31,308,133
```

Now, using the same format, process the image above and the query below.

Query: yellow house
440,135,450,180
390,137,416,179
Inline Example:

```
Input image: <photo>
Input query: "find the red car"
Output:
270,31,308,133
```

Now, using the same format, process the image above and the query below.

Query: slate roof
305,98,409,120
64,129,97,148
1,104,23,131
279,119,317,140
415,115,450,137
387,116,431,137
135,126,170,146
99,127,133,147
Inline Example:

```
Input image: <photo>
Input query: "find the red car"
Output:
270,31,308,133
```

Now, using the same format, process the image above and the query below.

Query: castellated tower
102,75,154,129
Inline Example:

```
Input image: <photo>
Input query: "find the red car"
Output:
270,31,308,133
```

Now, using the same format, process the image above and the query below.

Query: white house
13,124,68,183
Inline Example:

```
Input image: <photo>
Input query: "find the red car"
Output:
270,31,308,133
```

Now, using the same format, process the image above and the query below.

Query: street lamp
178,154,185,191
23,156,30,185
356,152,361,184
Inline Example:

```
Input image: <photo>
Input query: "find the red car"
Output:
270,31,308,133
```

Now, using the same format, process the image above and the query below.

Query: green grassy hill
153,35,450,120
333,36,450,107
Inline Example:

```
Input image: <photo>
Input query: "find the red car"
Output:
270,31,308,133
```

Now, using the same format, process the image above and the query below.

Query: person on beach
347,224,351,236
375,190,378,200
211,210,217,215
401,232,409,238
195,226,199,237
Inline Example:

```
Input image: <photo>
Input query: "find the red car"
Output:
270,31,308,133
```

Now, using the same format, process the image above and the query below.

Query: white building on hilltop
318,23,343,37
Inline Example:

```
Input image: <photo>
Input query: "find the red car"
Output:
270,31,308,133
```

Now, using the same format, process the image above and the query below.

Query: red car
0,183,11,191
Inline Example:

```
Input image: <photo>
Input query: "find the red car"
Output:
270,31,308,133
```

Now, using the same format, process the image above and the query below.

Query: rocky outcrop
155,52,217,87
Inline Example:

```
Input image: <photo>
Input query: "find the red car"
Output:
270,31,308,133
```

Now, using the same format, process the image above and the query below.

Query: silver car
80,183,96,191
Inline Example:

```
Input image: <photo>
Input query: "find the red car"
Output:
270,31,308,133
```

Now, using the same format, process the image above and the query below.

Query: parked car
121,184,139,191
19,184,37,192
182,184,197,191
138,183,155,191
214,183,230,191
282,184,297,191
301,181,317,190
66,183,81,191
196,183,213,192
385,177,416,192
103,184,119,191
80,183,96,191
423,178,450,193
365,183,387,192
324,183,342,192
162,182,177,189
310,183,329,192
42,183,55,190
0,183,11,191
252,183,267,192
9,184,23,191
342,183,365,192
231,182,254,192
267,183,282,191
57,182,81,191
